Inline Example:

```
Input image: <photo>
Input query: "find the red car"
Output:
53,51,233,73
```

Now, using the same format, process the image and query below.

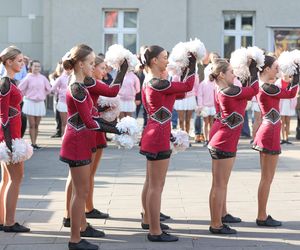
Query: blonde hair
209,58,230,81
0,46,22,65
62,44,93,70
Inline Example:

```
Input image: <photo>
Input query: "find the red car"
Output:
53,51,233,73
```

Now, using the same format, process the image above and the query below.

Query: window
103,10,138,54
222,12,255,59
268,28,300,57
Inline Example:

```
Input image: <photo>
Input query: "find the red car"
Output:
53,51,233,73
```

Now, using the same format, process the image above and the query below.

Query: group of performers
0,42,299,250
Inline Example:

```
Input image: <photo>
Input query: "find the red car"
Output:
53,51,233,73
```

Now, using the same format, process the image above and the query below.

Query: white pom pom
11,139,33,164
105,44,137,71
98,96,120,122
114,134,135,149
290,49,300,65
114,116,140,149
247,46,265,70
0,141,10,164
167,38,206,76
186,38,206,61
278,51,297,76
230,47,249,82
167,42,189,76
171,130,190,154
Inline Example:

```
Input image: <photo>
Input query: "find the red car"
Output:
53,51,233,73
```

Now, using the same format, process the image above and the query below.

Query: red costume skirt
252,121,281,155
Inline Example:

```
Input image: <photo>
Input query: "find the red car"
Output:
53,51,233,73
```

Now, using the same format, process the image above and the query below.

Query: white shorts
280,99,296,116
22,98,46,116
252,102,261,113
120,100,136,112
56,101,67,113
174,96,196,110
201,106,216,117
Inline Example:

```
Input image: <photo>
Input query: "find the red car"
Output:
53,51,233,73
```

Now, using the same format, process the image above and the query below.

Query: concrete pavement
0,116,300,250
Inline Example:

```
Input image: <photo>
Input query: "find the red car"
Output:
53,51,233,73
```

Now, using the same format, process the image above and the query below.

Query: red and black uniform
84,77,121,149
252,81,299,154
208,80,259,159
0,77,22,151
60,82,120,167
140,74,195,160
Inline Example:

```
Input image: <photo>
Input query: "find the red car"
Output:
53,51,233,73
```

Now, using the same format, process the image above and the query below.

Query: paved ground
0,116,300,250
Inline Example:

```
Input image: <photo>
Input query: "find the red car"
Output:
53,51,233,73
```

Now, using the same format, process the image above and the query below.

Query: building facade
1,0,300,70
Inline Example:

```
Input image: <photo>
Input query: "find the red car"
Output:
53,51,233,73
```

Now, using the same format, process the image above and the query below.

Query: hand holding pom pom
292,65,300,85
249,59,259,83
113,59,129,85
170,130,190,154
114,116,140,149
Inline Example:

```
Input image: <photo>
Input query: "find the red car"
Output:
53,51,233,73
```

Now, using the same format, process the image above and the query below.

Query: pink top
19,73,51,101
51,71,69,104
172,74,199,98
275,78,298,110
197,79,215,108
118,71,140,101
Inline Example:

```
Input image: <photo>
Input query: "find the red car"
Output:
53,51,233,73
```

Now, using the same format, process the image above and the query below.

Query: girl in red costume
60,44,123,250
140,45,196,242
63,56,127,227
252,55,299,227
208,58,259,234
0,46,32,233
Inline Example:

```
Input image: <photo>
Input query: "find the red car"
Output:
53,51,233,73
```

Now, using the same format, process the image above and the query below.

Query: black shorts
140,150,172,161
60,156,91,168
208,148,235,160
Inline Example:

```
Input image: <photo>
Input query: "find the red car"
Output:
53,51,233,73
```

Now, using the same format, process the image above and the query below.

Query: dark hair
260,55,276,72
28,60,41,73
63,44,93,70
140,45,165,67
95,55,104,66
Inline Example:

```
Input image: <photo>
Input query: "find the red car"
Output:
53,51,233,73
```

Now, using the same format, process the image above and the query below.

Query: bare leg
281,116,287,140
0,164,9,225
185,110,193,134
69,164,90,243
4,162,24,226
27,115,36,145
208,116,214,140
257,153,278,220
141,161,150,224
147,159,169,235
209,157,235,228
285,116,291,141
60,112,67,136
34,116,42,145
203,116,209,141
86,149,103,212
64,171,72,219
177,110,185,131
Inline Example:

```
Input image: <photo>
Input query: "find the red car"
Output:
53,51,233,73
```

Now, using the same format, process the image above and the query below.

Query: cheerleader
59,44,121,250
140,45,196,242
0,46,32,233
18,60,52,149
252,55,299,227
275,73,297,144
62,55,128,227
208,58,259,234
